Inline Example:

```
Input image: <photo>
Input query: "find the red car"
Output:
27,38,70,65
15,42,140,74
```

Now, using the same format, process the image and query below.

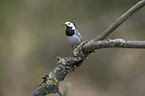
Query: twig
93,0,145,41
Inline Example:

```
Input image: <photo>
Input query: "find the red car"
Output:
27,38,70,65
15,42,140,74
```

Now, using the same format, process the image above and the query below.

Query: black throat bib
66,27,75,36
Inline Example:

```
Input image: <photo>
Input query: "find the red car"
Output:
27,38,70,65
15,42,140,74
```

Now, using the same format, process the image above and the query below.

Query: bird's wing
75,29,82,42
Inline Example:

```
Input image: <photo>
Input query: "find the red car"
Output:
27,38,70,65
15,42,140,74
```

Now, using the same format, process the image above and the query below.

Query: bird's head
64,21,76,29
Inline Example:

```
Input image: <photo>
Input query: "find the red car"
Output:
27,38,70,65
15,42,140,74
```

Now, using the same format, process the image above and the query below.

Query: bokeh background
1,0,145,96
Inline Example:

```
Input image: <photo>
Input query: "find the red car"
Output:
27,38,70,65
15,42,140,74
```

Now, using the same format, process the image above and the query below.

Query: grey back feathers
75,29,82,42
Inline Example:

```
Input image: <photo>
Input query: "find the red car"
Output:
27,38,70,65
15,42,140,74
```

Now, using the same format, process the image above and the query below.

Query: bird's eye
68,23,70,25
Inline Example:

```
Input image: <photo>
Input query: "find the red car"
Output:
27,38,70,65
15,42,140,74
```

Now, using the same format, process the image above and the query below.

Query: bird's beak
63,23,67,26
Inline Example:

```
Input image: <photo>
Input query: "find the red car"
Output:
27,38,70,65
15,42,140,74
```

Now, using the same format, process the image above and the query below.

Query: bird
64,21,82,49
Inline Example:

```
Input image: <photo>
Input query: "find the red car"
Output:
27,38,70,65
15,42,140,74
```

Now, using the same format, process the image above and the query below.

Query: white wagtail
64,21,82,48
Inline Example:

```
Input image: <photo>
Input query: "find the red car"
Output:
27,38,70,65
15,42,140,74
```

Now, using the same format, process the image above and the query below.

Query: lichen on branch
31,42,90,96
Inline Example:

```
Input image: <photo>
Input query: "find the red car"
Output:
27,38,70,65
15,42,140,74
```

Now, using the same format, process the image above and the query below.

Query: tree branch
31,0,145,96
31,43,89,96
93,0,145,41
31,38,145,96
83,39,145,52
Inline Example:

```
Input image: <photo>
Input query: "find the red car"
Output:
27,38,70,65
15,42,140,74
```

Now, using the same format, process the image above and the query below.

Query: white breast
66,34,81,45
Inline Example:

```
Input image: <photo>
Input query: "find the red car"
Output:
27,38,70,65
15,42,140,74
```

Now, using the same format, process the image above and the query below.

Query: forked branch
31,0,145,96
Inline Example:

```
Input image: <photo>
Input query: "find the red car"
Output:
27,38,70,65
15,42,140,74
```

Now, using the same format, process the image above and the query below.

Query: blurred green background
1,0,145,96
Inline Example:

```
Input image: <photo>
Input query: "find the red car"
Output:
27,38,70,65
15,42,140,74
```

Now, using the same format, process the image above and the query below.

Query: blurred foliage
0,0,145,96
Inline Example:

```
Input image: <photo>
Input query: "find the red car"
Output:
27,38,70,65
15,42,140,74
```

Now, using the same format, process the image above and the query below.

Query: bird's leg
69,45,74,56
71,45,74,51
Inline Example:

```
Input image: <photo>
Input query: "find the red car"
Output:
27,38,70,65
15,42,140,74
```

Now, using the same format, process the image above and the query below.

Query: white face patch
65,21,76,29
